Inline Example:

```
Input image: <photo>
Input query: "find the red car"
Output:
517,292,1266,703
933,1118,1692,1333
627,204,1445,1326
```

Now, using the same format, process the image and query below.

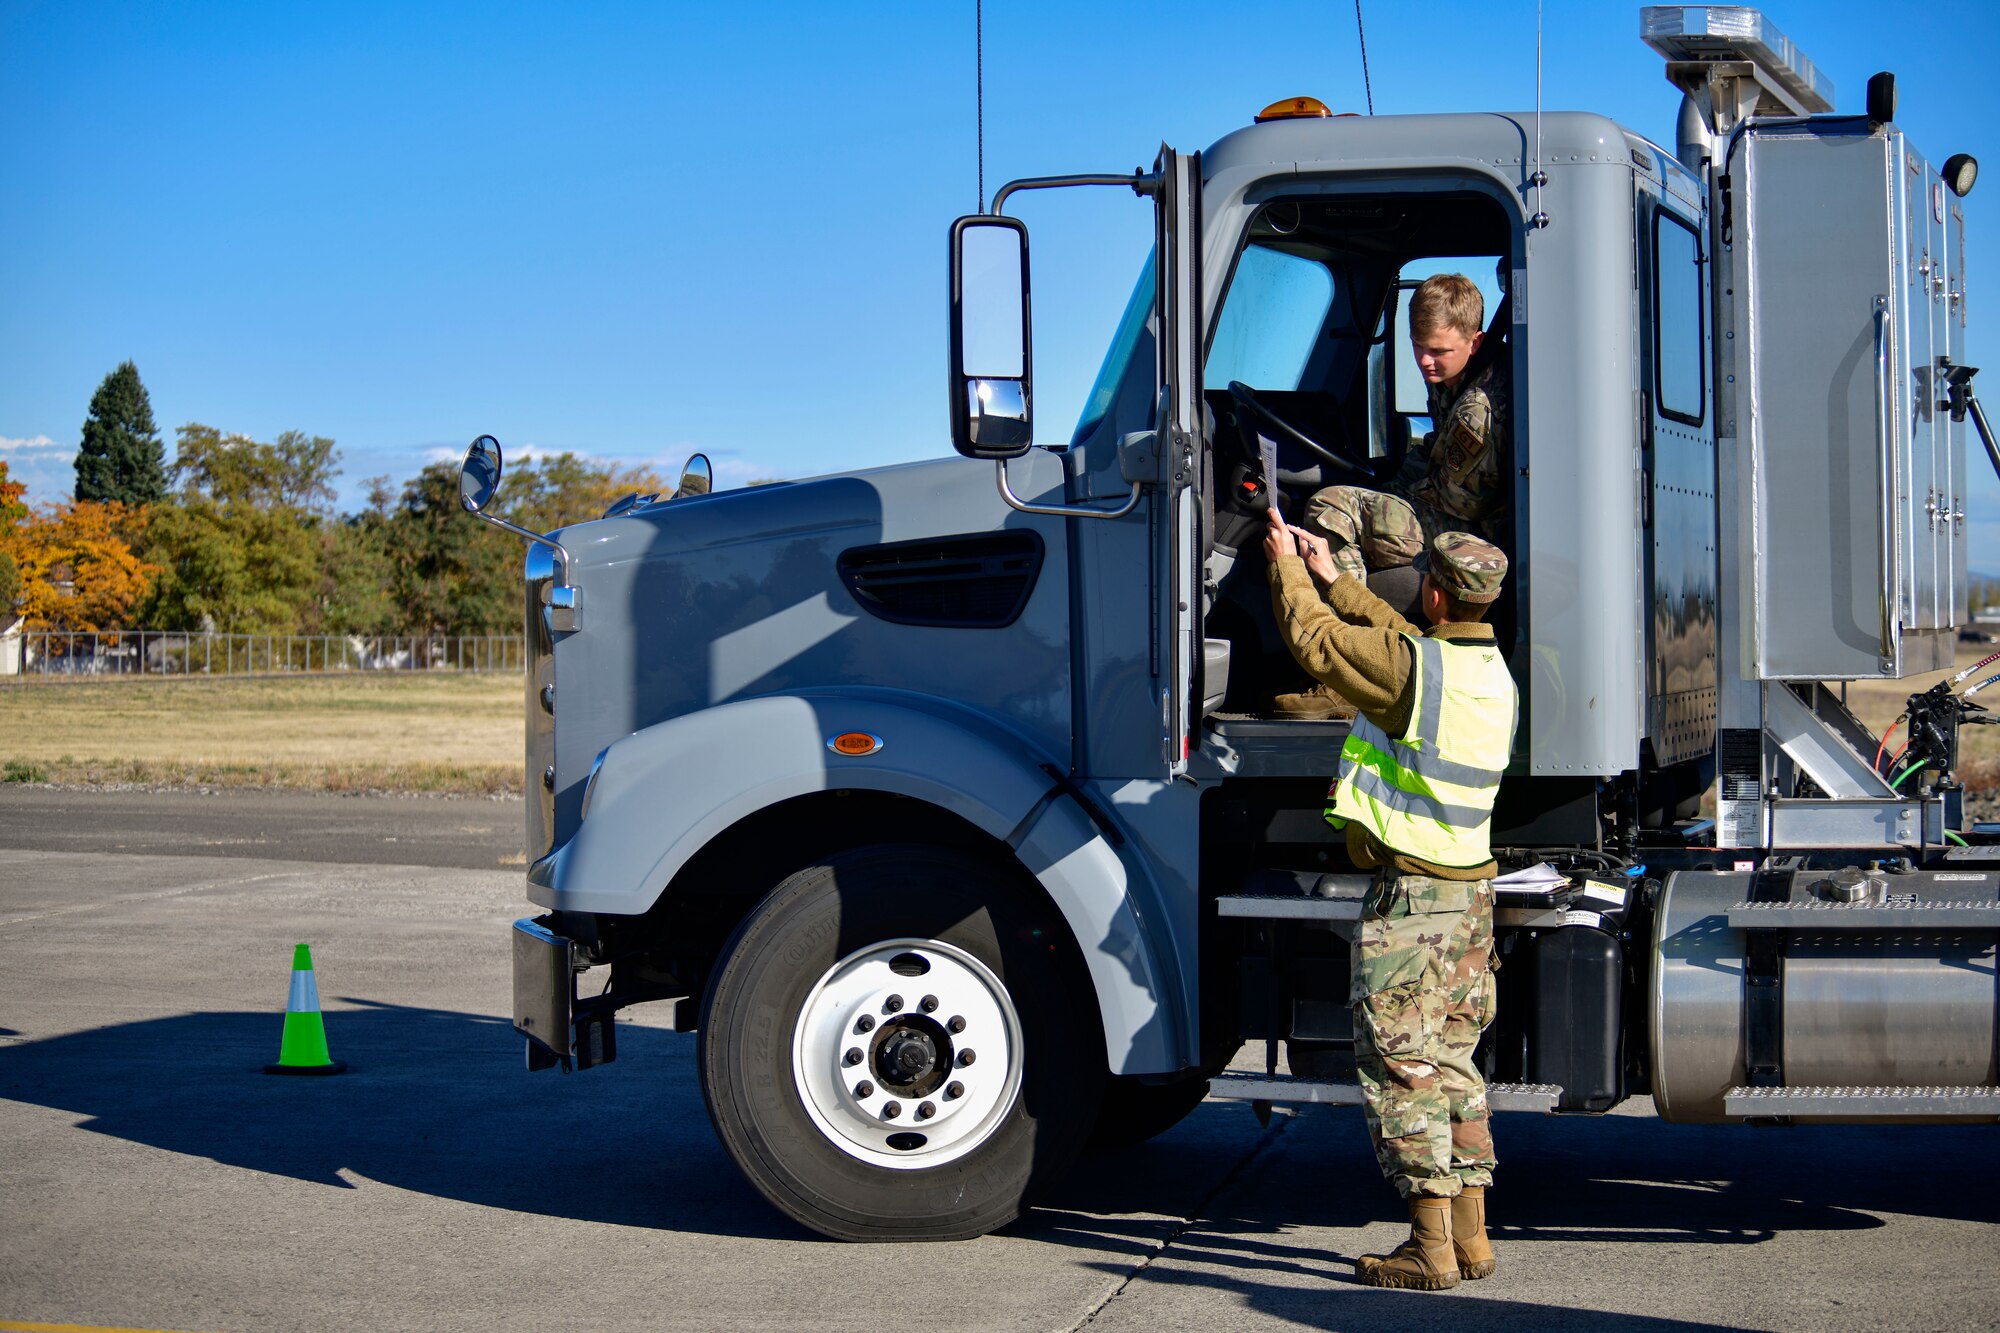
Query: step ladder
1215,877,1562,1114
1210,1071,1563,1112
1722,1085,2000,1117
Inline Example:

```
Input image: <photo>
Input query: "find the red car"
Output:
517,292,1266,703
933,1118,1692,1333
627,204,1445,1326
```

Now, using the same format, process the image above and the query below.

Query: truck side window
1070,251,1157,448
1205,244,1335,390
1655,211,1705,425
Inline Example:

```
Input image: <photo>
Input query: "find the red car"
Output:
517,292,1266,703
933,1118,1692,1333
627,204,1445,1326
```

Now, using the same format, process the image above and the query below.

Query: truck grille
837,532,1045,629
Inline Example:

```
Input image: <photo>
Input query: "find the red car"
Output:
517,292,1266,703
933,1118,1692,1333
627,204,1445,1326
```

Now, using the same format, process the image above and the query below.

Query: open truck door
947,146,1205,778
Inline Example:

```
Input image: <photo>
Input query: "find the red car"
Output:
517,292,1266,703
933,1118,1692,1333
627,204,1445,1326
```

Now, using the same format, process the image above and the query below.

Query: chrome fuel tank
1650,867,1998,1122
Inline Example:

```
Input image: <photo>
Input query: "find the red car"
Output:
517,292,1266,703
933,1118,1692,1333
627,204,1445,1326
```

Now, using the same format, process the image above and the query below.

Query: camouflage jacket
1395,360,1510,533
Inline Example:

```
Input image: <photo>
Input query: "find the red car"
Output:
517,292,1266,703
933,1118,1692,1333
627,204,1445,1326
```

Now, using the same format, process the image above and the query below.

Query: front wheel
699,844,1104,1240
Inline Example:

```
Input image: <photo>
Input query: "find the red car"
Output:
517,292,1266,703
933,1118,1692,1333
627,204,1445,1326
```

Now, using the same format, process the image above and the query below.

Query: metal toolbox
1731,118,1968,680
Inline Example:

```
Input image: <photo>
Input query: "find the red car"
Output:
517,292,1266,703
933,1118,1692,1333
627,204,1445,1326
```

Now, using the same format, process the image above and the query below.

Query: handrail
995,459,1141,520
1874,295,1895,662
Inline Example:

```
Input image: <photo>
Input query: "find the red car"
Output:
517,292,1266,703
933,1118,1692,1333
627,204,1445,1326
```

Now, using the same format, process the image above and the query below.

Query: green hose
1890,762,1923,790
1945,829,1970,847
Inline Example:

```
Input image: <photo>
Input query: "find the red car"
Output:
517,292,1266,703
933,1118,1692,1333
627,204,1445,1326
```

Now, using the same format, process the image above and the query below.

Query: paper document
1259,437,1281,519
1494,862,1568,894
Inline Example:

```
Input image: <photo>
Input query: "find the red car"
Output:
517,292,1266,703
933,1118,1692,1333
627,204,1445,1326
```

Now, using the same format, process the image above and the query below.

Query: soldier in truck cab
1273,272,1512,719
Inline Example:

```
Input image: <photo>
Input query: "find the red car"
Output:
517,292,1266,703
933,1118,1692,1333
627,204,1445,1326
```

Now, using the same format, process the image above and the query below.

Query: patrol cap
1413,531,1507,603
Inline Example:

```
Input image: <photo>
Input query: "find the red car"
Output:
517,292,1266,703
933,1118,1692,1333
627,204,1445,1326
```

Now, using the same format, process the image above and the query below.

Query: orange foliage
1,500,159,631
0,459,25,526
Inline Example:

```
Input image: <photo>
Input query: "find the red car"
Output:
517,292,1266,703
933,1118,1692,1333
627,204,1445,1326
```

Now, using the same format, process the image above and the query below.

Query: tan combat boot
1451,1185,1495,1279
1269,681,1358,721
1354,1195,1459,1290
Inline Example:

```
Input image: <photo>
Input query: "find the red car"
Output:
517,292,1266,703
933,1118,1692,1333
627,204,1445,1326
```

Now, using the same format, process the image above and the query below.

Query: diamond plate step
1723,1085,2000,1117
1210,1071,1562,1112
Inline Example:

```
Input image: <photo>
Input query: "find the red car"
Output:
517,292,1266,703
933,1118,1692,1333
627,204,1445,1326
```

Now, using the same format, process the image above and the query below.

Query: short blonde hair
1409,274,1485,340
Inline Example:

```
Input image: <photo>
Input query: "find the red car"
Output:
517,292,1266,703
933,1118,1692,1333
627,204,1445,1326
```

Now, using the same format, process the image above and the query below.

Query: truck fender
528,692,1181,1074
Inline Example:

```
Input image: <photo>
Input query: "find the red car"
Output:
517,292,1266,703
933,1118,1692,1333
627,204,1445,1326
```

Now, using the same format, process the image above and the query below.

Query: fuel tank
1650,866,1999,1122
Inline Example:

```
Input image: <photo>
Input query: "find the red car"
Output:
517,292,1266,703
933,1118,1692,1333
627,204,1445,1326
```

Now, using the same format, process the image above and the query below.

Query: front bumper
512,916,693,1072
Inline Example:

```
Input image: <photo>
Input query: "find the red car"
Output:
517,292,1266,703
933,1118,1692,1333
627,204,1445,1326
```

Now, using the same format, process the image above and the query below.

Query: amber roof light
1255,96,1333,123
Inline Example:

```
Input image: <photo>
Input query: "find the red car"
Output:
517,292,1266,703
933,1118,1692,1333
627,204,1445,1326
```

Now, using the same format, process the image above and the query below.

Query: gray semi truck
467,6,2000,1241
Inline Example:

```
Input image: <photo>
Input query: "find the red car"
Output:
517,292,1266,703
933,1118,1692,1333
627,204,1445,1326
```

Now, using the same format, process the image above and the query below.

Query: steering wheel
1225,382,1373,482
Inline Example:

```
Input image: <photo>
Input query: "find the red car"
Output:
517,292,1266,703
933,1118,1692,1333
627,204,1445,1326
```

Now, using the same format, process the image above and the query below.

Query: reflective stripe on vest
1325,634,1518,868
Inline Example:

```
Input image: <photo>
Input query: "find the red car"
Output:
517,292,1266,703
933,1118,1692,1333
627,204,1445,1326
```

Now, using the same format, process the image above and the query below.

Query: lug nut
957,1049,976,1067
854,1080,875,1098
947,1015,966,1033
916,1101,936,1120
855,1014,876,1034
883,995,904,1014
945,1081,964,1100
881,1101,902,1120
843,1047,863,1067
919,995,939,1013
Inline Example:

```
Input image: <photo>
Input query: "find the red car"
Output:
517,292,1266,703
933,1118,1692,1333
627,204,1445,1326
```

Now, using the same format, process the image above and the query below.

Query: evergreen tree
74,361,167,506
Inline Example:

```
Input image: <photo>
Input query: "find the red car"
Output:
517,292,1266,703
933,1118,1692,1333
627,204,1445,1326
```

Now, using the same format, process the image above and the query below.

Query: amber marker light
1254,96,1332,123
828,732,884,757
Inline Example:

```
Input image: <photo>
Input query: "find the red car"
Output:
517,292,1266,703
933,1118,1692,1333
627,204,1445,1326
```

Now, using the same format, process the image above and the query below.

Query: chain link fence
0,630,523,678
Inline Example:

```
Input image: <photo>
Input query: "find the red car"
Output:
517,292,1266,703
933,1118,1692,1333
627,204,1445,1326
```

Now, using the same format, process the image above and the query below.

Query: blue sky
4,1,1998,554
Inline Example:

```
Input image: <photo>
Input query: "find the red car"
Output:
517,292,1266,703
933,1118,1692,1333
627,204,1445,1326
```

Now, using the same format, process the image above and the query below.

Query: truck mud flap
513,916,616,1072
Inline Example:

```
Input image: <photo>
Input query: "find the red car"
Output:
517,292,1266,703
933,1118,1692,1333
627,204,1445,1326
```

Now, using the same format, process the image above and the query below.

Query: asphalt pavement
0,788,1995,1332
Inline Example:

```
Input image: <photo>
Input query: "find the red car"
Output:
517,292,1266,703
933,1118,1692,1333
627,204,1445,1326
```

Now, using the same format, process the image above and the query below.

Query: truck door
1156,147,1203,775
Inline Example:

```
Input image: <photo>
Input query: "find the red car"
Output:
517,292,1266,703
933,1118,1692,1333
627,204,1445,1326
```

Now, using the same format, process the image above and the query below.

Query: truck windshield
1070,250,1156,448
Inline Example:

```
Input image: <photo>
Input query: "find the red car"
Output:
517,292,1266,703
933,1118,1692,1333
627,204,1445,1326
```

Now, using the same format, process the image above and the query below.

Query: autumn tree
133,423,339,632
75,362,168,506
381,463,519,636
0,461,22,620
3,501,158,631
501,451,669,533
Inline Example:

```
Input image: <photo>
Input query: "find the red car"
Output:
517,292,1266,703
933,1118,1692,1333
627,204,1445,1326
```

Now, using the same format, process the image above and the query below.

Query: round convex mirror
459,435,504,513
676,452,713,498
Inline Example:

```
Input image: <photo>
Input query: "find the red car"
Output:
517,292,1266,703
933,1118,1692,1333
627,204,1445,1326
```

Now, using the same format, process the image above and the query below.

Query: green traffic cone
264,943,347,1075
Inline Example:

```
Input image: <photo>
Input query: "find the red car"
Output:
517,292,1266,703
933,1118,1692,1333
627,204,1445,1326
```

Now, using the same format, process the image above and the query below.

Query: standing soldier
1262,505,1518,1291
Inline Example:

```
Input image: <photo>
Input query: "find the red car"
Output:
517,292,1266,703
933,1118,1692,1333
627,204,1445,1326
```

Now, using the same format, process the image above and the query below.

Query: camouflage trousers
1352,871,1498,1198
1302,486,1454,580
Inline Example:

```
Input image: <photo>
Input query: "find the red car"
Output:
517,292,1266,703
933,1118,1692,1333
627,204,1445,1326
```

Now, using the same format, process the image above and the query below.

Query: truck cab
476,6,1998,1243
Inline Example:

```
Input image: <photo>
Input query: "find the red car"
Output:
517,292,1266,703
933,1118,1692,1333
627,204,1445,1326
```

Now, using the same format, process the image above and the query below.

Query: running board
1211,1071,1562,1113
1723,1085,2000,1117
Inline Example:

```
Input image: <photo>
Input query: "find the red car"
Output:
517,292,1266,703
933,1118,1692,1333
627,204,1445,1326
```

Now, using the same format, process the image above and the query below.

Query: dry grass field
0,673,523,794
3,648,1996,798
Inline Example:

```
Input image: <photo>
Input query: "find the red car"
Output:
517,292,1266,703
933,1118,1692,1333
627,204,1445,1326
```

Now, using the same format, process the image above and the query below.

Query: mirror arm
991,170,1159,215
460,499,575,580
995,458,1141,520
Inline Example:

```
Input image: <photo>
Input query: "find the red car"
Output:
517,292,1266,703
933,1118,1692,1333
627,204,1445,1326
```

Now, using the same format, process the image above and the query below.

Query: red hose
1875,716,1904,776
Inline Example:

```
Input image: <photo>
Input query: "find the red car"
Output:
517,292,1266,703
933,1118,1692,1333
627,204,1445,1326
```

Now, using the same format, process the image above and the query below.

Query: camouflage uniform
1304,360,1510,580
1354,872,1498,1198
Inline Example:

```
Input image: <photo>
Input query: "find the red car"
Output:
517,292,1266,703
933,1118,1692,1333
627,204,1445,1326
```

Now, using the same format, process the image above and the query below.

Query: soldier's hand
1293,528,1338,585
1261,504,1297,563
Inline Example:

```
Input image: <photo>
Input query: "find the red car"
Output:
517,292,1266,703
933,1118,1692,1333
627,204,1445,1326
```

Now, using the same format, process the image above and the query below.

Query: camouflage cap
1413,531,1508,603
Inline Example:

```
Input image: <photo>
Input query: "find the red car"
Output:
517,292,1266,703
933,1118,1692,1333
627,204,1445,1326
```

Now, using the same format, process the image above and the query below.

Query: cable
1875,714,1905,775
1890,761,1923,790
1954,649,2000,684
1946,829,1970,847
1353,0,1375,115
1965,669,2000,699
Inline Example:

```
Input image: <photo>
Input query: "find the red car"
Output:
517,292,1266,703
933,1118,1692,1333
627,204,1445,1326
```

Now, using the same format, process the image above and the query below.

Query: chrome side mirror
948,216,1034,459
455,434,580,629
459,433,504,513
676,451,713,498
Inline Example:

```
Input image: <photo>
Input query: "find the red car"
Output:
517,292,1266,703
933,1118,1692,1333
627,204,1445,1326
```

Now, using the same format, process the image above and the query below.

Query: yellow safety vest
1325,634,1518,868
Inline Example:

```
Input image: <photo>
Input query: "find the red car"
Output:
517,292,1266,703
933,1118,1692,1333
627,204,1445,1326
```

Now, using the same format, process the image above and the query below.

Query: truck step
1216,893,1363,922
1722,1085,2000,1117
1209,1071,1562,1113
1216,872,1370,922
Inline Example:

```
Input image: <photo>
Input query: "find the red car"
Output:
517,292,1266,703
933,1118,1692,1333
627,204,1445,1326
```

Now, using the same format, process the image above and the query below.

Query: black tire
698,843,1105,1241
1087,1075,1212,1152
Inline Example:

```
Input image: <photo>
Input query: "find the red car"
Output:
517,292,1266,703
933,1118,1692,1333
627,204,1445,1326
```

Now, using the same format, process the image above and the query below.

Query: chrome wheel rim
792,937,1024,1170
